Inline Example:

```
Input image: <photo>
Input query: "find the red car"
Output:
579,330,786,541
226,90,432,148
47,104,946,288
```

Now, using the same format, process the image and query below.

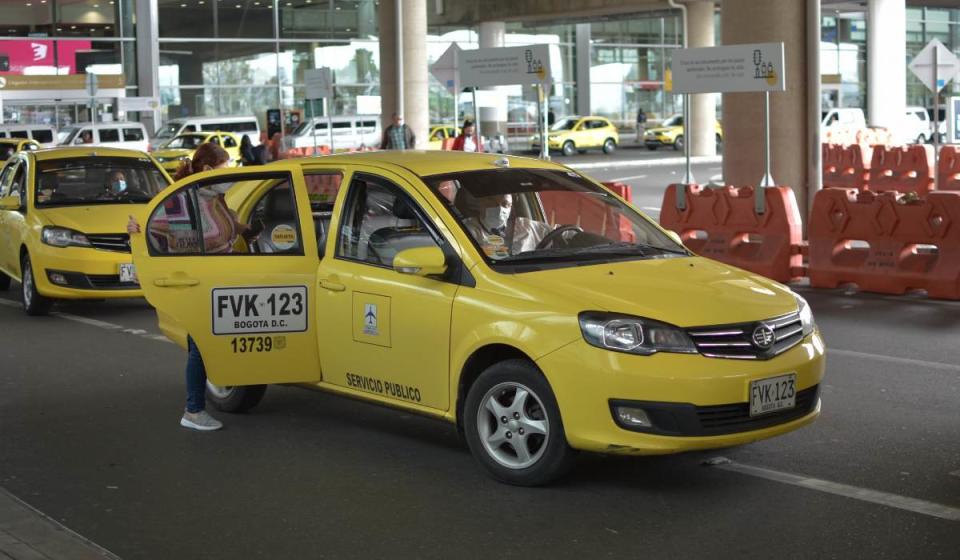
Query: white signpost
909,39,960,186
305,67,334,153
671,42,786,213
117,96,160,113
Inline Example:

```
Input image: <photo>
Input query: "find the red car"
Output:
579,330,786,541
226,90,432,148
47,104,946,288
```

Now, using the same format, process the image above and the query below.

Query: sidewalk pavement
0,487,118,560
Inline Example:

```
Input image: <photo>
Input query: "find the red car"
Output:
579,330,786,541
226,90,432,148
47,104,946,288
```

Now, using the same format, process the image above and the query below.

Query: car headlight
579,312,697,356
796,294,816,336
41,227,91,248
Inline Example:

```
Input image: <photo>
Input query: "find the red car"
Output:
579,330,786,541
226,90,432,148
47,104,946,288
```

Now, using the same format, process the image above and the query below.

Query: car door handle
154,277,200,287
318,278,345,292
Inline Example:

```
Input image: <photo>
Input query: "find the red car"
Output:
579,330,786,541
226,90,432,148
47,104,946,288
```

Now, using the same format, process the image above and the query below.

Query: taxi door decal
352,292,390,347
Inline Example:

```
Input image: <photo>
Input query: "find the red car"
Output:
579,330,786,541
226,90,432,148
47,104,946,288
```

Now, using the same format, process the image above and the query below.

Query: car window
124,128,145,141
223,135,238,148
10,130,29,139
32,130,53,143
0,145,16,161
246,180,304,255
164,135,205,150
0,161,19,197
34,157,169,207
550,118,578,131
184,125,196,133
336,175,439,268
209,136,221,145
305,172,343,258
99,128,120,142
9,163,27,206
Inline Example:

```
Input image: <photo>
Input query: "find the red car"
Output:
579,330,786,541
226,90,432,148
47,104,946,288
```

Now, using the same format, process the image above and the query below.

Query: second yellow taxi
152,131,242,173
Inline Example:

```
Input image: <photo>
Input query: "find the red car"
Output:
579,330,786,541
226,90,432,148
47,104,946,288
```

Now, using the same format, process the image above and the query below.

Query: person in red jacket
451,119,484,152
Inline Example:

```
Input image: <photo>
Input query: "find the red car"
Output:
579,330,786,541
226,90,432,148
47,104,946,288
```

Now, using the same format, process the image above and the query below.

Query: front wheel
602,138,616,154
206,382,267,413
561,141,576,157
673,135,684,151
21,254,52,316
463,359,576,486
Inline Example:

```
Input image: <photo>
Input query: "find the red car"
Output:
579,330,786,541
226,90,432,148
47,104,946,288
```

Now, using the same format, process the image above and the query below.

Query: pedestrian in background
380,113,416,150
636,107,648,143
240,135,262,166
451,119,484,153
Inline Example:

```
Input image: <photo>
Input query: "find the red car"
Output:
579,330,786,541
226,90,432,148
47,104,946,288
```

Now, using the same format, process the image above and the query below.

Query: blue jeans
185,336,207,413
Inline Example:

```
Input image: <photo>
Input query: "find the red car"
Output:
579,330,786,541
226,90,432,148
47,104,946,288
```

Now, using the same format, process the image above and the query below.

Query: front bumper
30,243,142,299
644,137,672,147
536,331,826,455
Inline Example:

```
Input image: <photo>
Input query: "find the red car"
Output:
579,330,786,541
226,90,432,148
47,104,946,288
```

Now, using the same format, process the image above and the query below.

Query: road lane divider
704,457,960,522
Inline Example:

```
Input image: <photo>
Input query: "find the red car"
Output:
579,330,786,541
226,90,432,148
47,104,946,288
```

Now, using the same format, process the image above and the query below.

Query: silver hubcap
22,262,32,307
206,381,235,399
477,382,549,470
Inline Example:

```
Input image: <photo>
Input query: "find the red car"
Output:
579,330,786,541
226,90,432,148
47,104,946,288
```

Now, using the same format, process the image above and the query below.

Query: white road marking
571,155,722,170
0,297,172,344
641,206,661,213
828,348,960,373
705,457,960,522
609,174,648,182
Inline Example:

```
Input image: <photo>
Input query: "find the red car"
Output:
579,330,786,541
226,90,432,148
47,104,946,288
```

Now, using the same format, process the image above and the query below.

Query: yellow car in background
130,151,824,486
427,125,459,150
152,131,242,173
530,116,619,156
0,138,40,161
0,147,171,315
644,115,724,151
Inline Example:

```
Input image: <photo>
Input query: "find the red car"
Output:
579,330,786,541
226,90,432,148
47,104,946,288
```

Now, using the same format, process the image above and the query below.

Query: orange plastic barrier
441,138,456,151
808,188,960,299
601,181,633,203
868,144,934,195
822,143,870,190
937,145,960,191
659,184,806,283
541,189,635,243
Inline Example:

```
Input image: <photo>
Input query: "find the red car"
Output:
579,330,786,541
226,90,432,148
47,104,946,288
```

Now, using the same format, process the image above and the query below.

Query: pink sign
0,40,92,75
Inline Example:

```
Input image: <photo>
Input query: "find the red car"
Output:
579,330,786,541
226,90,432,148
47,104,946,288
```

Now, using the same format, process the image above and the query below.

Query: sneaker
180,410,223,431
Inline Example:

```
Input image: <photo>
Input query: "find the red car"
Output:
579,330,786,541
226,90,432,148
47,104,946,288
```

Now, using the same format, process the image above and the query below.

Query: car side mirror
666,230,684,246
393,246,447,277
0,195,21,210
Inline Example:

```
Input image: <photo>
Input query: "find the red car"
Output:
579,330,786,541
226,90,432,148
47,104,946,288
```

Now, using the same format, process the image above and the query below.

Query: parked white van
0,125,58,147
287,115,380,151
57,122,150,152
152,116,261,149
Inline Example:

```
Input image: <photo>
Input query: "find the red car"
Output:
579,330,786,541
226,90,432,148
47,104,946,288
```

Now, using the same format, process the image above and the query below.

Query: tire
646,145,658,151
20,254,52,316
602,138,616,154
206,382,267,413
463,359,576,486
916,134,926,145
561,141,576,157
673,135,684,151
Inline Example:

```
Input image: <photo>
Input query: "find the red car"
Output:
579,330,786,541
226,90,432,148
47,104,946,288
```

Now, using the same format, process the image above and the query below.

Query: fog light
49,272,68,285
615,406,652,428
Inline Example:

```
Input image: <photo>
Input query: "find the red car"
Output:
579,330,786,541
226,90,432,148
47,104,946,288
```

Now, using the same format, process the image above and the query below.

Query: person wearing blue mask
109,170,128,194
457,192,555,258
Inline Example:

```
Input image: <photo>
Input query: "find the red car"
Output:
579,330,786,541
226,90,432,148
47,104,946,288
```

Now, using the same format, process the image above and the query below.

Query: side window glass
209,136,221,145
147,187,202,255
336,176,439,268
244,178,304,255
223,136,238,148
11,130,28,139
99,128,120,142
305,172,343,258
33,130,54,143
184,125,196,132
123,128,144,141
0,162,18,197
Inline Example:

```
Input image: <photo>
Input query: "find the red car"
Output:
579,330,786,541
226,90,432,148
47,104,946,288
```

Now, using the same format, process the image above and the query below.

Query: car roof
62,122,145,129
28,147,153,162
284,150,569,178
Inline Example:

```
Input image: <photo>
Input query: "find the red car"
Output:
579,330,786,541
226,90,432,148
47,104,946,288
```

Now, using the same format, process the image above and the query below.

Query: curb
568,155,723,170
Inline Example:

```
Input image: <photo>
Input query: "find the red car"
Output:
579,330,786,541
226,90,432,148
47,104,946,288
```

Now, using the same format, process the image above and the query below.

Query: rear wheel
463,359,576,486
20,254,52,316
562,141,576,157
602,138,616,154
206,382,268,413
673,135,684,151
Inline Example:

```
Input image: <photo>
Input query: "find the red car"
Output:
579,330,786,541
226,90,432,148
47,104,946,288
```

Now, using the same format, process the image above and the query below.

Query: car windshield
155,123,182,140
550,118,579,131
424,168,688,270
35,157,170,207
58,126,82,145
292,122,310,135
163,135,206,149
662,115,682,127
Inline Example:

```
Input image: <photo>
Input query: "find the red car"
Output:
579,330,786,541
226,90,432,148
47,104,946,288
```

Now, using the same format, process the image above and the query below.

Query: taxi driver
456,190,555,258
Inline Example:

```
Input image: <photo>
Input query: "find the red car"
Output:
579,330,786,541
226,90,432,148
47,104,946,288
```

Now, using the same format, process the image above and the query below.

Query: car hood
646,126,676,135
505,256,798,327
152,148,192,159
39,204,144,234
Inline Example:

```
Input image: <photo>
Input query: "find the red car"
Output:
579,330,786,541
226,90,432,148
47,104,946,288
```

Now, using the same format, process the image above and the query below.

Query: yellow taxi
644,115,724,151
427,125,459,150
0,147,171,315
0,138,41,161
130,151,824,485
152,131,242,173
530,116,619,156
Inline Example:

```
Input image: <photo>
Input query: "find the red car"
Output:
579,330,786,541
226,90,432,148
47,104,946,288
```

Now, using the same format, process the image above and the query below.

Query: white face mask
482,205,510,231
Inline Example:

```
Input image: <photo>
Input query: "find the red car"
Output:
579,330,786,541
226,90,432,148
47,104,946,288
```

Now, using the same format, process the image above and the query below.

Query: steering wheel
535,225,584,250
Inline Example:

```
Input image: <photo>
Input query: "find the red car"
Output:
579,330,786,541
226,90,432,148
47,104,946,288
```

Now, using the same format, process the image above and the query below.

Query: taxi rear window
35,157,169,207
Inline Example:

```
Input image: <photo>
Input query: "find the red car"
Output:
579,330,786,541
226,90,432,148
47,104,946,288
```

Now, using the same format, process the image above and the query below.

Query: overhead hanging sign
430,43,461,94
458,44,552,88
304,67,333,99
671,42,786,94
909,39,960,93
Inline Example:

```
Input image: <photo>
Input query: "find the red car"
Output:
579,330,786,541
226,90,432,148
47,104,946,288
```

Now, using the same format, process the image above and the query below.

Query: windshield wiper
576,242,689,256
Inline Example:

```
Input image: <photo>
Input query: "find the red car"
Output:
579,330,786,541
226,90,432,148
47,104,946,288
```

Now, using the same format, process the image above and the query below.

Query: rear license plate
749,374,796,417
119,263,137,284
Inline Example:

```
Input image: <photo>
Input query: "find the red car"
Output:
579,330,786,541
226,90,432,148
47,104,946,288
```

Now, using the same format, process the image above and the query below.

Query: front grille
87,274,139,290
86,233,131,253
687,312,804,360
695,385,820,436
609,384,820,437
